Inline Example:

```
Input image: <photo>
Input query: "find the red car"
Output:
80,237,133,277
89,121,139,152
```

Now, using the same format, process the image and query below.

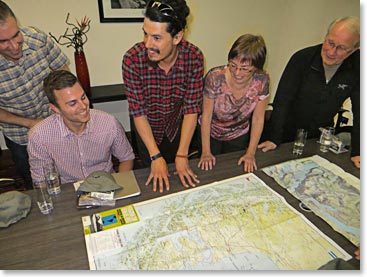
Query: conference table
0,139,360,270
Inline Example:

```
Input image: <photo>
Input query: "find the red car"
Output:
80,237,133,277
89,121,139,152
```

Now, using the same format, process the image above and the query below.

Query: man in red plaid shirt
122,0,204,193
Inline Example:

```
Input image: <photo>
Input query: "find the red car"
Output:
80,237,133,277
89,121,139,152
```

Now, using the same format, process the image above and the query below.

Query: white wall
0,0,360,149
93,100,130,131
6,0,359,97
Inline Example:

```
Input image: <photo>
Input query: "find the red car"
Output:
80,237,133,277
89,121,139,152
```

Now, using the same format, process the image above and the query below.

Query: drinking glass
293,129,307,155
43,163,61,195
319,127,335,153
32,181,53,215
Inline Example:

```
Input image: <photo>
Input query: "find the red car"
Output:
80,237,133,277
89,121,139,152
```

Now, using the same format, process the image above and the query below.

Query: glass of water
319,127,335,153
43,162,61,195
293,129,307,155
32,181,53,215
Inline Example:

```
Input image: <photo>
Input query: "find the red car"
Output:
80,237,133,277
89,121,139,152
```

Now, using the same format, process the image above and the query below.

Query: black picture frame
98,0,146,23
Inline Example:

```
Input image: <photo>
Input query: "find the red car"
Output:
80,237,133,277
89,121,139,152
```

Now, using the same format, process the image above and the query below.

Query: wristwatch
150,152,162,161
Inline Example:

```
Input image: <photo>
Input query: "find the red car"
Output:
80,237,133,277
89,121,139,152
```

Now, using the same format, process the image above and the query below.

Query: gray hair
326,16,360,47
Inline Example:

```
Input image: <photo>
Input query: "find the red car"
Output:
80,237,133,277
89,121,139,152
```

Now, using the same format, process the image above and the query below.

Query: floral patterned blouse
199,65,269,141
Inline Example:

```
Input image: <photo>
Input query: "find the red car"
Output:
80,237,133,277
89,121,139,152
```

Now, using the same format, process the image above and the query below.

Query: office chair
334,108,353,148
335,108,353,134
0,148,26,193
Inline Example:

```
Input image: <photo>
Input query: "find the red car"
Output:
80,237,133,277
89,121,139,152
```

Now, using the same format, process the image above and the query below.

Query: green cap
77,171,121,193
0,191,31,228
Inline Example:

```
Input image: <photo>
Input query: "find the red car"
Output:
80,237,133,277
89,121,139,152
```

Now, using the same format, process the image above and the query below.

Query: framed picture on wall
98,0,147,23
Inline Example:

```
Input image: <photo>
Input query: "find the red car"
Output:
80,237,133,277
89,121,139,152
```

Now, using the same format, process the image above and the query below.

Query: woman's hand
198,152,216,171
238,153,257,172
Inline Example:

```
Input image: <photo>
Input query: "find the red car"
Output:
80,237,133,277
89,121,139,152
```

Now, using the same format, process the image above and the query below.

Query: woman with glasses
198,34,269,173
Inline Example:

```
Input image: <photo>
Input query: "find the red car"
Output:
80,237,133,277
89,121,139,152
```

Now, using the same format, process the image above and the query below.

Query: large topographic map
262,155,360,245
82,172,350,270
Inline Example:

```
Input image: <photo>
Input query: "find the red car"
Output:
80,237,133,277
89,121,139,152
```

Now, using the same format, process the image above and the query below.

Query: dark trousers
132,121,181,167
5,137,33,190
196,125,250,155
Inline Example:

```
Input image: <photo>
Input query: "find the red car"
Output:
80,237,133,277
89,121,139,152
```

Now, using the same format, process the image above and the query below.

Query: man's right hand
145,157,170,193
257,141,277,152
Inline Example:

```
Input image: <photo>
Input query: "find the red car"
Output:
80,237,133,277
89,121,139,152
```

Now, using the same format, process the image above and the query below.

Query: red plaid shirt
122,40,204,144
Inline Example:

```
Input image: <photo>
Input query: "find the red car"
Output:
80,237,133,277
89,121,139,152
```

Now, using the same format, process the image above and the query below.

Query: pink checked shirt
27,109,135,184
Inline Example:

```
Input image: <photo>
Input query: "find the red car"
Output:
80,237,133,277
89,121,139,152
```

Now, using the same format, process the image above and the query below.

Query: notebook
111,170,141,200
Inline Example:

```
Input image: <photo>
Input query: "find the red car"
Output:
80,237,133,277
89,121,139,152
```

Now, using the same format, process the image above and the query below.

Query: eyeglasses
147,0,178,20
324,39,354,55
227,62,253,73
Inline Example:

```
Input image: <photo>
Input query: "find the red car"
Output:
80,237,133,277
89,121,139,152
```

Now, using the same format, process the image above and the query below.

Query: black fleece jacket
269,44,360,156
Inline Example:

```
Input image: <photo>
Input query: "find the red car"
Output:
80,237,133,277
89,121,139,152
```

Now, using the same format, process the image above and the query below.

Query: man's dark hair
0,1,16,23
145,0,190,37
43,70,78,107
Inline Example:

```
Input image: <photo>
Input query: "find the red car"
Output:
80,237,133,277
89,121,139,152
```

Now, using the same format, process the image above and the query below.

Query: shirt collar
57,111,94,137
174,44,185,71
310,45,324,72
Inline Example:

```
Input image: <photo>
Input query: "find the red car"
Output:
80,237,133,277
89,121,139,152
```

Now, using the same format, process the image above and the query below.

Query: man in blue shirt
0,1,69,189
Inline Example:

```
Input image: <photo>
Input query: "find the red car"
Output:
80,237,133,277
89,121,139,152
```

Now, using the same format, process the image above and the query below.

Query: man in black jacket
258,16,360,168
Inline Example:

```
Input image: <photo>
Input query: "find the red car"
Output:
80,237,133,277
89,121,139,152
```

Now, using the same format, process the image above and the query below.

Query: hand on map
198,152,216,170
146,158,170,193
175,157,200,189
238,153,257,172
